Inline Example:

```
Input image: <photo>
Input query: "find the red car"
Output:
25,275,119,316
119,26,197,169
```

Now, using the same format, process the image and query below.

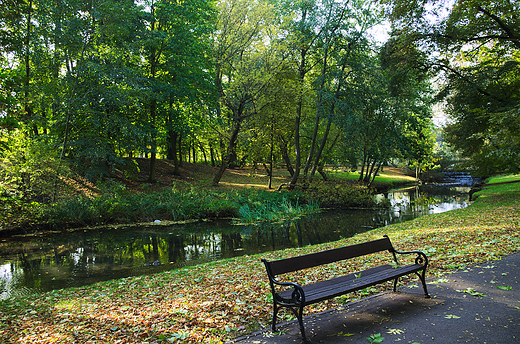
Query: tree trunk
178,132,183,166
148,98,157,183
147,10,159,183
209,144,216,167
302,46,329,181
311,131,340,180
212,122,241,185
199,141,208,165
368,162,382,188
279,136,294,177
170,130,180,175
365,159,377,184
191,138,196,163
359,151,367,182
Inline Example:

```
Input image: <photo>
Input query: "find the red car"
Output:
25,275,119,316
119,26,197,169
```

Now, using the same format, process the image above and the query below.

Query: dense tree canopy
381,0,520,175
0,0,443,202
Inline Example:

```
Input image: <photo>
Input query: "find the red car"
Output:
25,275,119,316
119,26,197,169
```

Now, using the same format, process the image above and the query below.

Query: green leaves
444,314,461,319
456,288,486,298
496,285,512,291
367,333,385,343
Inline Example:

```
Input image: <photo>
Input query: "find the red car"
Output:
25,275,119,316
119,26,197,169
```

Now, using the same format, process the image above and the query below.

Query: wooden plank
268,237,394,276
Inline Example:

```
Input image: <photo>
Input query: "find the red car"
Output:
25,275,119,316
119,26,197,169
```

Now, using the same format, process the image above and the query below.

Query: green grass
328,168,416,186
36,187,321,227
487,174,520,184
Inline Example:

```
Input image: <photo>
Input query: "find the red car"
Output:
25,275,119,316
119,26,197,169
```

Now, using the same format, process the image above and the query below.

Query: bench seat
277,263,425,305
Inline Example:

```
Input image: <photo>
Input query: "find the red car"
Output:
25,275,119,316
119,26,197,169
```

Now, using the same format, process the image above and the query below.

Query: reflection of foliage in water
411,194,441,206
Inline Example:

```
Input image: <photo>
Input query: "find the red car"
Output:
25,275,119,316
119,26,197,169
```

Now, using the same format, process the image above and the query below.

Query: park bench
261,235,430,340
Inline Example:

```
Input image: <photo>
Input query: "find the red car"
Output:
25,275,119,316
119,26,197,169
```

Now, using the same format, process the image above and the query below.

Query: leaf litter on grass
1,182,519,343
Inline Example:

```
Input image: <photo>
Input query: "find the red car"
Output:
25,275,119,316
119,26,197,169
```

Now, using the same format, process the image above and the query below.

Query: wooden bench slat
304,264,424,304
268,237,394,276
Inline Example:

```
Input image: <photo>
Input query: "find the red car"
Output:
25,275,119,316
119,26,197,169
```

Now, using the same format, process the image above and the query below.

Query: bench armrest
393,249,429,267
271,279,306,304
262,258,306,304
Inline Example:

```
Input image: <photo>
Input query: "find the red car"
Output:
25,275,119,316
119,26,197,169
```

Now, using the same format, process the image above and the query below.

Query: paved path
232,253,520,344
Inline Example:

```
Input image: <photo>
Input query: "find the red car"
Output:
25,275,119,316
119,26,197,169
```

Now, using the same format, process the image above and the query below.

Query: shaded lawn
327,167,416,185
1,181,519,343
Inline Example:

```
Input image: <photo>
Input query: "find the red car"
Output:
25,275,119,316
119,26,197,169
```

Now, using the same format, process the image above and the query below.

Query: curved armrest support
270,279,306,305
262,258,305,305
393,249,429,267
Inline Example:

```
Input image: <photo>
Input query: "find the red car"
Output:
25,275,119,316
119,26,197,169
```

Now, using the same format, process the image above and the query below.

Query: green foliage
0,131,71,202
236,197,319,224
382,0,520,175
303,181,378,208
367,333,385,343
37,186,318,227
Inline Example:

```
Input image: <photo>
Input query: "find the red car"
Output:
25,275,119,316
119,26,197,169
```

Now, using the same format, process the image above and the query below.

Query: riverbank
0,175,518,343
0,161,416,237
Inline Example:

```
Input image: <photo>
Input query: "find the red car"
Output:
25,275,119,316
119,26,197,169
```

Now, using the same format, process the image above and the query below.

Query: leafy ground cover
1,176,518,343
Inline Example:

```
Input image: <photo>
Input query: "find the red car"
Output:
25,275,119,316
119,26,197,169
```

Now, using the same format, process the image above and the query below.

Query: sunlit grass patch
487,174,520,184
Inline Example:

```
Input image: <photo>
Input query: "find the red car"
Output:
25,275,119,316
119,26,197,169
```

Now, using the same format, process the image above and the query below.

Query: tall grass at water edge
38,186,320,227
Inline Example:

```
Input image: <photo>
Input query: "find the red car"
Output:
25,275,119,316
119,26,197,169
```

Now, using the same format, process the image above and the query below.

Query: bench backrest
265,236,395,276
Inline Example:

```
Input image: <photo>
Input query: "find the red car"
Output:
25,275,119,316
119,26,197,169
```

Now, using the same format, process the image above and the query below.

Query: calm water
0,184,471,300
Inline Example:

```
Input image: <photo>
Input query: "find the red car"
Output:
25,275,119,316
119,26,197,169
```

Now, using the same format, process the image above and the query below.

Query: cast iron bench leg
417,271,430,298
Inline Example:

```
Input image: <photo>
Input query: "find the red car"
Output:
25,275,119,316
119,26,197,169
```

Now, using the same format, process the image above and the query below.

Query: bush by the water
303,180,378,208
36,185,320,227
33,180,376,228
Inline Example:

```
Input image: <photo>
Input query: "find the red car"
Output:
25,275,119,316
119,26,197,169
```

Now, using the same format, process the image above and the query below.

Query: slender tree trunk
310,131,340,179
308,63,347,181
178,133,183,166
302,47,329,180
199,142,208,165
148,98,157,183
212,122,241,185
209,144,216,167
359,150,367,182
289,48,307,188
24,0,38,136
279,136,294,177
148,10,158,183
170,131,180,175
268,130,274,189
191,138,196,163
368,162,382,188
365,159,377,184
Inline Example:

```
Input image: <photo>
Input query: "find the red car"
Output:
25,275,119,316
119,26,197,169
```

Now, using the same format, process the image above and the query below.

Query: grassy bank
2,163,411,234
1,175,518,343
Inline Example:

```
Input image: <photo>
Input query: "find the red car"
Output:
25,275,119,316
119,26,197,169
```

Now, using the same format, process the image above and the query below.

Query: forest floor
111,158,293,192
108,158,415,194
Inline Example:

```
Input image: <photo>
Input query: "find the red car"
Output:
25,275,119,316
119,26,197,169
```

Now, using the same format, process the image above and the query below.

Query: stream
0,181,474,300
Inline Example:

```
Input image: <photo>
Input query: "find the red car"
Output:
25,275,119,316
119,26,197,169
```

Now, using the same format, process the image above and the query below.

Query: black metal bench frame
261,235,429,340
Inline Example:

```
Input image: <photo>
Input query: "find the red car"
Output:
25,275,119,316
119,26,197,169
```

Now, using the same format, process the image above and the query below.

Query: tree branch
477,6,520,49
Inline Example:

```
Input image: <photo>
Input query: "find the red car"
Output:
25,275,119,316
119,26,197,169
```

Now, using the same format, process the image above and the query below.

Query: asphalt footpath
232,252,520,344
